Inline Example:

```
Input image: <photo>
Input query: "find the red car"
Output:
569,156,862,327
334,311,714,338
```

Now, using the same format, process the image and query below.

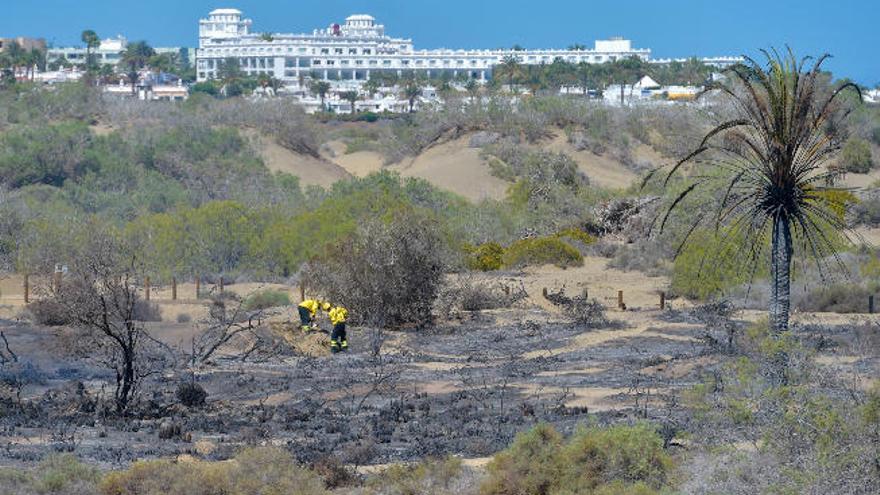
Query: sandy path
247,131,351,188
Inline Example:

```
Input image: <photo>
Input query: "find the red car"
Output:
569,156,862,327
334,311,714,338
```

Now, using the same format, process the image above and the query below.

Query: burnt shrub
545,290,608,328
132,300,162,322
303,209,447,328
27,299,72,326
503,236,583,269
243,289,291,311
176,382,208,408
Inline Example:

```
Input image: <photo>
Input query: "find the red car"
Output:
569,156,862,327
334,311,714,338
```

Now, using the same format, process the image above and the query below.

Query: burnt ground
0,294,878,470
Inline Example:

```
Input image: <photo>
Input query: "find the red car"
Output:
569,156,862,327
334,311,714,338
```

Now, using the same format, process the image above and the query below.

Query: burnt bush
176,382,207,408
436,277,528,318
132,300,162,322
545,290,608,328
27,299,72,327
303,209,447,328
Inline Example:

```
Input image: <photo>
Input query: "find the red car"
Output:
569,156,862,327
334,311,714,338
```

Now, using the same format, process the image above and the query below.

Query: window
382,60,391,66
368,60,378,66
349,48,357,54
334,48,343,54
314,60,322,65
363,49,371,55
341,60,350,66
321,48,329,54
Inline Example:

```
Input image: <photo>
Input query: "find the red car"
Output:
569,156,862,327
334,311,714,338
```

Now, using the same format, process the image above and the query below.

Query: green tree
657,49,861,334
120,40,155,95
496,54,523,90
401,77,422,113
339,90,359,114
840,137,874,173
310,80,331,110
80,29,100,69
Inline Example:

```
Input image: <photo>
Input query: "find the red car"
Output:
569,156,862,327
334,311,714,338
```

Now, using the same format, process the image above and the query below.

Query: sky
3,0,878,85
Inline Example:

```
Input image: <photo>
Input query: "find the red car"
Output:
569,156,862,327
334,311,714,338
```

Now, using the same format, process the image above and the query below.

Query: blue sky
3,0,878,85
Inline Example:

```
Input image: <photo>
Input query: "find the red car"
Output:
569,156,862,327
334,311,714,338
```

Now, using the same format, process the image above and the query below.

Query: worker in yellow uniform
298,299,330,333
328,305,349,353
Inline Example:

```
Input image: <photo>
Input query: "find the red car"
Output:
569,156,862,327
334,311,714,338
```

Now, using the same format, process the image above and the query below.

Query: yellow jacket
328,306,348,325
298,299,322,317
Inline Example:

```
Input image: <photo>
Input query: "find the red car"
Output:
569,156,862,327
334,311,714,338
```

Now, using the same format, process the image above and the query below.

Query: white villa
196,8,738,87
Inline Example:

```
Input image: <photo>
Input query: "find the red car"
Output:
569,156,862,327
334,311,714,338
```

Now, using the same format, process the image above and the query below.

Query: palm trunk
769,215,792,333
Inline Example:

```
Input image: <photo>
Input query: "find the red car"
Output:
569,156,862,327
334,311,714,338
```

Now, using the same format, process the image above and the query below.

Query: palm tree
310,80,331,111
339,90,360,114
465,78,480,102
81,30,100,69
401,77,422,113
5,41,24,80
121,41,155,95
363,77,380,98
654,49,860,334
496,55,523,91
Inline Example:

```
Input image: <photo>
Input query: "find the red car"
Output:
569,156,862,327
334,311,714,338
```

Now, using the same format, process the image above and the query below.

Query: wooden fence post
542,287,548,299
660,291,666,310
219,276,224,294
53,265,63,294
144,276,151,301
582,288,589,300
195,275,200,300
870,295,875,314
617,290,624,310
299,284,305,302
171,277,177,301
23,274,29,304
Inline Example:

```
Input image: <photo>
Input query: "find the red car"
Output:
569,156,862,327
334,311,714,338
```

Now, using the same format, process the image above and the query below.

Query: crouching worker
328,305,349,353
298,299,330,333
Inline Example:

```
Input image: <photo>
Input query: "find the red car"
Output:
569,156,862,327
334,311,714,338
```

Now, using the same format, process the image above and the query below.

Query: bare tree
54,227,159,414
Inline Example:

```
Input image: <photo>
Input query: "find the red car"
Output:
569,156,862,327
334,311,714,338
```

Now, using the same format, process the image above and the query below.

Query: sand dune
250,132,351,188
542,133,640,190
388,135,510,202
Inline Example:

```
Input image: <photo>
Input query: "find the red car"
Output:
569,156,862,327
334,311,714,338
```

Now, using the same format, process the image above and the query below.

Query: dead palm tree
652,49,860,334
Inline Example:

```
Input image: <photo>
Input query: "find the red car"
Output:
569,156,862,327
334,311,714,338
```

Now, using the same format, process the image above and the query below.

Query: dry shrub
795,283,875,313
365,456,477,495
242,289,291,311
436,276,527,318
303,210,447,328
99,447,328,495
0,454,101,495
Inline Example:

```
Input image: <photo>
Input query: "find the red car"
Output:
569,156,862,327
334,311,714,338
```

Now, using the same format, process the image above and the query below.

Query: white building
47,36,192,69
195,9,654,85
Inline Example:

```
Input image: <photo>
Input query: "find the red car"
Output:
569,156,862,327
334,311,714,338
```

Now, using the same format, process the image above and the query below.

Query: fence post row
195,275,201,300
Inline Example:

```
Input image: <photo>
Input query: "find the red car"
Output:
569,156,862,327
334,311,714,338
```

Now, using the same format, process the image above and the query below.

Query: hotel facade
196,9,738,86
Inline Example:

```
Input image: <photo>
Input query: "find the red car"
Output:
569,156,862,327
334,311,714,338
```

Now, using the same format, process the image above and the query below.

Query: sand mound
388,135,510,202
249,131,350,188
334,150,386,178
542,133,639,190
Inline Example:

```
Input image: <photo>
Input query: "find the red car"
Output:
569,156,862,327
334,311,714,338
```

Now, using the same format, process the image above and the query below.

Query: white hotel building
196,8,670,85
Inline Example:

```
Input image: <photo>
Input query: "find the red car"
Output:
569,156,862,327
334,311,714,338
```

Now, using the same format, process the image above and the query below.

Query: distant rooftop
209,8,242,15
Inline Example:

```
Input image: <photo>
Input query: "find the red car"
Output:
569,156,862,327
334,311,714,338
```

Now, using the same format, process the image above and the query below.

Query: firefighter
328,305,349,353
298,299,330,332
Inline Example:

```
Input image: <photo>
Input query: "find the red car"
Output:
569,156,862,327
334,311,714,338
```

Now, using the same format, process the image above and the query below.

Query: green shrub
465,242,506,271
555,227,597,247
243,289,291,310
481,423,672,495
0,454,103,495
482,423,564,495
503,236,583,269
100,447,328,495
872,126,880,146
671,228,755,300
840,137,874,173
555,423,672,492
